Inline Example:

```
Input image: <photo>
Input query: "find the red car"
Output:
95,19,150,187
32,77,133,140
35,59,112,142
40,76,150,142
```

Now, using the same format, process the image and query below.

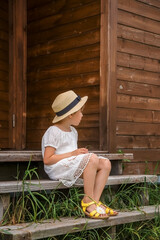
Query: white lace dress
41,126,92,187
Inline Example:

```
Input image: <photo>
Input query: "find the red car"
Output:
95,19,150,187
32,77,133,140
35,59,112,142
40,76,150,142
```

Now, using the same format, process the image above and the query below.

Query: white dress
41,126,92,187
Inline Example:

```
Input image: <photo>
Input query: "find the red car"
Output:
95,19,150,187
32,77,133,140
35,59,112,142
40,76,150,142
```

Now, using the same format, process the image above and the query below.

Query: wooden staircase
0,151,159,240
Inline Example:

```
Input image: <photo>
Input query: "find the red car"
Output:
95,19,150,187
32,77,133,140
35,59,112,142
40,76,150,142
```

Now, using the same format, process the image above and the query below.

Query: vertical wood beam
100,0,108,150
100,0,117,152
9,0,27,149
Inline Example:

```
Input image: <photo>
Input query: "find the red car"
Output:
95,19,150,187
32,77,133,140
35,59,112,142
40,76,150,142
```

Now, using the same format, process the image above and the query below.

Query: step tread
0,205,159,239
0,151,133,162
0,175,157,193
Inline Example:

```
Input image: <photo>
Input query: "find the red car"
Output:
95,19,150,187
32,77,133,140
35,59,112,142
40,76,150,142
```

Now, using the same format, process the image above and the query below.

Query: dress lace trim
61,153,92,187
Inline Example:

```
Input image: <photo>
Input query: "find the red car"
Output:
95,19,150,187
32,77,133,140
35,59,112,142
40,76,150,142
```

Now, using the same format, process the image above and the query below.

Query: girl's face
70,109,83,126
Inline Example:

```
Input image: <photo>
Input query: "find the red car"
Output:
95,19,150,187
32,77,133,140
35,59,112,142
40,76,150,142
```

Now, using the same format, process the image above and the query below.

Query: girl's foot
97,201,118,216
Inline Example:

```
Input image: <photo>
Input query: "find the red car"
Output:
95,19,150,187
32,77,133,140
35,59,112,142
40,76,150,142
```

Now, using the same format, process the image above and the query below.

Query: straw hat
52,90,88,123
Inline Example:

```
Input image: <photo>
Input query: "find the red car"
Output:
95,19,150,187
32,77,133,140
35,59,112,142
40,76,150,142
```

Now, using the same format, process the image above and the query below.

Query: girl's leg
82,154,111,215
93,158,111,202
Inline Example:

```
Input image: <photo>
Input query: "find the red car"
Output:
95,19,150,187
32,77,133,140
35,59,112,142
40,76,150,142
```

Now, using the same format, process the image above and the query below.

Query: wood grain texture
27,0,101,150
116,0,160,174
0,175,155,193
0,205,159,239
0,0,9,149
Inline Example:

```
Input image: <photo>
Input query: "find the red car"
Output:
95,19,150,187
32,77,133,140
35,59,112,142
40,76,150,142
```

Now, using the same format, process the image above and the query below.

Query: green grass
1,164,160,239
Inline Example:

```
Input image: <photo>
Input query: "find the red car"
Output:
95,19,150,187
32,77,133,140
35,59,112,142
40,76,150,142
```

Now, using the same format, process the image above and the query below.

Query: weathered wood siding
0,0,9,148
116,0,160,174
26,0,100,150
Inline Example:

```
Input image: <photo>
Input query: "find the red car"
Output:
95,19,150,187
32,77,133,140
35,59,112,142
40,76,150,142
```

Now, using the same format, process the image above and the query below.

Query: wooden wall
116,0,160,174
0,0,9,149
27,0,101,150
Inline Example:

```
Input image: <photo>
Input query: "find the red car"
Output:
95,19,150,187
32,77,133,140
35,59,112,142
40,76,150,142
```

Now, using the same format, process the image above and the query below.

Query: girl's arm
43,146,88,165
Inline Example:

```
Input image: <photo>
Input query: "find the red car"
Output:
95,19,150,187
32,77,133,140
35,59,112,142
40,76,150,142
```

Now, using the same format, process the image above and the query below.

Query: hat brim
52,96,88,124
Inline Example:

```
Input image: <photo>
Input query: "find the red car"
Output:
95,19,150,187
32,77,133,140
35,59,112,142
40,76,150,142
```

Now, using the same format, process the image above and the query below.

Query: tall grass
1,163,160,239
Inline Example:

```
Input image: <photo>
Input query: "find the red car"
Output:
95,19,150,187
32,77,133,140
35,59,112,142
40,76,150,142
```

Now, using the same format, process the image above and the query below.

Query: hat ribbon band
56,96,81,117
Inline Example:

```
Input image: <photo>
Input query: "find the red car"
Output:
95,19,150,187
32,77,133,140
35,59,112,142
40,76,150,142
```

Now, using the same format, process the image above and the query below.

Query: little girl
41,90,118,219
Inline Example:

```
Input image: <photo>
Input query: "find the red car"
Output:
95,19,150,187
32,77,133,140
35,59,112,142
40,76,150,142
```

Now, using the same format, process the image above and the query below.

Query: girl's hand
71,148,88,156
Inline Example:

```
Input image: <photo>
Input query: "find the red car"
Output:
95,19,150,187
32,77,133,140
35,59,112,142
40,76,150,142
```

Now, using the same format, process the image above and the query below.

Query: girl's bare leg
93,158,111,202
82,154,111,215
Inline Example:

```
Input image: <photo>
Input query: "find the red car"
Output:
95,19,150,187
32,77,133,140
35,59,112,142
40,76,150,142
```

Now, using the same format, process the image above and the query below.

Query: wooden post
107,0,118,152
100,0,117,152
0,194,10,221
9,0,27,150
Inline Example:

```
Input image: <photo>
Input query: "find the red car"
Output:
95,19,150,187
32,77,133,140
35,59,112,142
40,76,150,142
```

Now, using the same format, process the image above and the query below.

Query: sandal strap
90,210,100,218
81,200,95,207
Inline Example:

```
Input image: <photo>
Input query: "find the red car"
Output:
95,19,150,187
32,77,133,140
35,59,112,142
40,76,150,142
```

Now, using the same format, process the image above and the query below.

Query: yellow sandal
98,201,118,216
81,200,109,219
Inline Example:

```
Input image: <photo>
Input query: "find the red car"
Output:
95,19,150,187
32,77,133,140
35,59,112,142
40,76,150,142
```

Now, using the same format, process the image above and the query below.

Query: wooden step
0,175,157,193
0,151,133,177
0,205,159,240
0,151,133,162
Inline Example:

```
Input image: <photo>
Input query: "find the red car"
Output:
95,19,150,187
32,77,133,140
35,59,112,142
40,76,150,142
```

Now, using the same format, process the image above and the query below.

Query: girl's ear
68,114,72,119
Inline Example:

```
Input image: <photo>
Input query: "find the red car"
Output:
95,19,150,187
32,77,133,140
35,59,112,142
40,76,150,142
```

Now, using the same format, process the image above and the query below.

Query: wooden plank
117,24,160,48
0,111,8,121
0,19,8,31
28,1,100,33
0,175,156,193
117,66,160,86
117,80,160,98
124,149,160,162
27,0,95,11
118,9,160,34
27,58,100,81
26,127,99,143
27,99,99,118
117,52,160,73
28,15,100,46
116,122,160,136
117,94,160,111
0,80,8,91
137,0,160,8
0,71,8,82
0,8,8,21
28,72,99,94
0,30,8,42
122,161,160,175
0,129,9,139
0,1,8,11
0,151,133,162
0,92,8,102
27,86,99,104
117,108,160,124
118,0,160,21
27,0,96,22
0,120,8,128
27,114,99,129
0,205,159,239
0,50,8,62
117,135,160,149
28,30,100,58
27,0,66,22
28,43,100,71
118,38,160,60
0,101,8,112
0,40,8,52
